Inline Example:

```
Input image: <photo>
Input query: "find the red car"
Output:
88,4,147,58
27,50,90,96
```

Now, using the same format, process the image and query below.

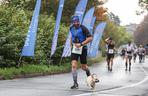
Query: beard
73,24,80,28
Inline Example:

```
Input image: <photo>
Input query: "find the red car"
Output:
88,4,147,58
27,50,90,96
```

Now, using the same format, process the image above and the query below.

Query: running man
70,15,99,89
138,45,146,63
121,48,126,60
105,37,115,72
133,47,138,63
125,41,134,71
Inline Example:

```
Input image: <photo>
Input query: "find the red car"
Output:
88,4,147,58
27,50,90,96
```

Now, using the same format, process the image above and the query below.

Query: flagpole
49,54,52,66
59,56,63,65
49,45,65,66
17,56,22,68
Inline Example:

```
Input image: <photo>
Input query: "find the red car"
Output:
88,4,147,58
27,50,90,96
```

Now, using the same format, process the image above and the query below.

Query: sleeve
81,25,92,37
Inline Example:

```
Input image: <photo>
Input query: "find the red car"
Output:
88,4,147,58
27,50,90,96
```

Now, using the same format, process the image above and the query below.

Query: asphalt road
0,56,148,96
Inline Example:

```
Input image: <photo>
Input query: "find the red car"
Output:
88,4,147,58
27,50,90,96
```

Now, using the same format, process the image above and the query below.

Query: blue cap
71,15,80,23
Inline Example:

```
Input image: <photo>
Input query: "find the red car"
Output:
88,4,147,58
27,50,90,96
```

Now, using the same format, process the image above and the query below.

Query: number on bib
108,49,114,54
72,45,83,55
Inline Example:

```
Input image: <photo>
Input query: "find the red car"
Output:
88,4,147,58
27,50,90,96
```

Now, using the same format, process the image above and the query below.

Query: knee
72,60,77,69
107,59,109,62
81,65,88,70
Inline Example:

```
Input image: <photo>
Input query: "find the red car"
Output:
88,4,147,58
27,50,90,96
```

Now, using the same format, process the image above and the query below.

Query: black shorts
107,53,114,60
128,55,132,60
121,53,125,56
133,53,137,57
71,46,87,64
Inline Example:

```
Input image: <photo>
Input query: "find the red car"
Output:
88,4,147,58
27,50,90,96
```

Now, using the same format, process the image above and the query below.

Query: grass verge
0,55,104,80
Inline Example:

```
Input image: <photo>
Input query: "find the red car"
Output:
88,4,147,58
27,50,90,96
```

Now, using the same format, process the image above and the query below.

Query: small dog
86,74,99,89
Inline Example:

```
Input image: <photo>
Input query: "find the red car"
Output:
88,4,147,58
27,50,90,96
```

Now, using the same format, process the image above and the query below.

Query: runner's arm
105,37,110,44
81,25,92,46
81,36,92,46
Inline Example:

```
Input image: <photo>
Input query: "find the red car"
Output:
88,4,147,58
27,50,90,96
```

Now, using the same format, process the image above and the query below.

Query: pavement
0,56,148,96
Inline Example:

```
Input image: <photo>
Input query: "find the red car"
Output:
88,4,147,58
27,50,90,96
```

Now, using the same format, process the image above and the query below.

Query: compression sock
85,68,91,77
72,69,78,84
125,62,128,71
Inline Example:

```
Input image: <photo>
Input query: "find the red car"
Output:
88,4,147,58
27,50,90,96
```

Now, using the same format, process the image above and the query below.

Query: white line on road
73,63,148,96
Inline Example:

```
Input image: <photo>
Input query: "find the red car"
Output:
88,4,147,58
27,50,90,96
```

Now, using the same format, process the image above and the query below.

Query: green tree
0,5,29,67
134,15,148,46
0,3,69,67
139,0,148,11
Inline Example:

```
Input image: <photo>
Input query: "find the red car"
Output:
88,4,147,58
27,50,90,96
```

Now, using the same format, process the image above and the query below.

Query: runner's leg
129,56,132,71
125,55,128,71
110,58,113,71
71,53,79,89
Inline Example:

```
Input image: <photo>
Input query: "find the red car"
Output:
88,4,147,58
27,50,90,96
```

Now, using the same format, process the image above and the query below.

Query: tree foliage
139,0,148,11
134,15,148,46
0,5,29,67
107,12,121,25
95,5,108,21
0,3,68,67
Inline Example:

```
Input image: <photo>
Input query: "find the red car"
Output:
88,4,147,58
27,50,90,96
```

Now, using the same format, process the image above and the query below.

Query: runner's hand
75,43,81,48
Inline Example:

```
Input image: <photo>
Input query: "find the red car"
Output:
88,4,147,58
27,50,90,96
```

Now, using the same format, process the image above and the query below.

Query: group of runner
120,43,146,64
69,15,146,89
106,39,147,72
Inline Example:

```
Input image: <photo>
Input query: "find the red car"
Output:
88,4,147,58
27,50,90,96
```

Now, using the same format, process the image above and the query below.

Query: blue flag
75,0,88,24
62,0,88,57
82,7,95,56
87,16,96,57
82,7,95,34
50,0,65,57
89,22,107,57
21,0,41,56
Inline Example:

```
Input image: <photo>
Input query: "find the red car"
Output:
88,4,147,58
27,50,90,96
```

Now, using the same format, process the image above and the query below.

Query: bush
0,5,69,67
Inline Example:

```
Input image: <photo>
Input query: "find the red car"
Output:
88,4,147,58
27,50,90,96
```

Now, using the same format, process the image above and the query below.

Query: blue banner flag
82,7,95,34
62,0,88,57
89,22,107,57
87,16,96,57
75,0,88,24
50,0,65,57
82,7,95,56
21,0,41,56
62,33,71,57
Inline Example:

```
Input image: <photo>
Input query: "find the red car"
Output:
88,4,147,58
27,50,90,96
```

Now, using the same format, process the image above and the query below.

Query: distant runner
138,45,146,63
105,37,115,72
133,47,138,63
121,48,126,60
125,41,134,71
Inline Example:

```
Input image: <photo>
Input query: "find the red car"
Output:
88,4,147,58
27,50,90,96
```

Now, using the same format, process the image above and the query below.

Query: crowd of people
119,42,146,71
120,44,146,63
105,38,147,72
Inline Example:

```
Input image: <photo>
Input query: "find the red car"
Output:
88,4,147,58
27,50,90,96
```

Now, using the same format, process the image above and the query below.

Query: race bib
72,45,83,55
108,49,114,54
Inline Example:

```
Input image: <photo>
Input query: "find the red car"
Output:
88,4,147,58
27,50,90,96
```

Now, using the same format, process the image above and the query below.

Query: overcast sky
104,0,146,25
